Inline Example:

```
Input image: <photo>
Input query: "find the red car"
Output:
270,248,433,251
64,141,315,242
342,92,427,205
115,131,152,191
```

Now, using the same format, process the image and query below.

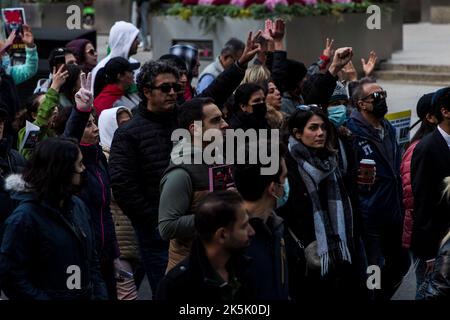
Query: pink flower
198,0,214,4
302,0,318,5
230,0,246,6
264,0,289,10
332,0,352,3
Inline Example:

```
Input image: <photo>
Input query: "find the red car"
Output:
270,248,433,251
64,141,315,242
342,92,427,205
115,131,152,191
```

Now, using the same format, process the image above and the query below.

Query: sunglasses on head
296,104,320,111
150,82,182,93
362,90,387,101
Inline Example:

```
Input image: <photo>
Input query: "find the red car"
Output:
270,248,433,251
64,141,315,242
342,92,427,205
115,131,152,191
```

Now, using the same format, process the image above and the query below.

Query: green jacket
17,88,58,159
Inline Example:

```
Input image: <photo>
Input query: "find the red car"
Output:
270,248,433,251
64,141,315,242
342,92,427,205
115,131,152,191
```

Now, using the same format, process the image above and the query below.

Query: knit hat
329,81,349,104
66,39,91,64
170,44,198,78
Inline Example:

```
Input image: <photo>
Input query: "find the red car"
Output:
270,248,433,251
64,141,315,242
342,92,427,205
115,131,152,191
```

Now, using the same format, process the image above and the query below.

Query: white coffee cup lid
360,159,376,165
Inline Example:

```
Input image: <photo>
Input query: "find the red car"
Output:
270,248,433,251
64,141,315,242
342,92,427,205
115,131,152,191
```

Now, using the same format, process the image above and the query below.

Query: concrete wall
152,10,402,73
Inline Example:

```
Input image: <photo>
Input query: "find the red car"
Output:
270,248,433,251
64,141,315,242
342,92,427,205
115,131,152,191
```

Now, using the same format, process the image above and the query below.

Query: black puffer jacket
419,234,450,300
109,103,178,231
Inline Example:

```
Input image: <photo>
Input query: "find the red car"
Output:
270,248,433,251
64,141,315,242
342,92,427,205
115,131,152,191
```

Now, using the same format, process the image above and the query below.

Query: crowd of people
0,16,450,302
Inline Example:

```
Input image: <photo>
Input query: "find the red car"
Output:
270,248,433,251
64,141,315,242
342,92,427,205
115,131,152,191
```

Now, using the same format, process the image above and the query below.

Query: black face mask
251,102,267,119
371,98,388,118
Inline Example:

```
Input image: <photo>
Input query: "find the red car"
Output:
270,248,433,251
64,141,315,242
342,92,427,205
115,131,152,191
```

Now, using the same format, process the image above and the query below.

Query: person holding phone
0,24,38,85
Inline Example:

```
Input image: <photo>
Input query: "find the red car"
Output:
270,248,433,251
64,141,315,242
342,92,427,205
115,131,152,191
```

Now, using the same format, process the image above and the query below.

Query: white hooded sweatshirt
98,106,131,150
91,21,140,93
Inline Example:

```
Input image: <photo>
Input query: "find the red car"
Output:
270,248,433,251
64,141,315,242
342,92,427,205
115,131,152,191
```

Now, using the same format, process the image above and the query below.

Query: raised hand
362,50,378,77
341,60,358,82
261,19,274,41
21,24,35,48
322,38,335,59
329,47,353,76
269,18,285,43
238,31,262,67
0,29,16,55
75,72,93,112
50,65,70,92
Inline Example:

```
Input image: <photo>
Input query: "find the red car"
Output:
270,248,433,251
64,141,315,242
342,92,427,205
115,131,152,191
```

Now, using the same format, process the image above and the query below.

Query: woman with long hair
0,137,107,300
277,106,359,301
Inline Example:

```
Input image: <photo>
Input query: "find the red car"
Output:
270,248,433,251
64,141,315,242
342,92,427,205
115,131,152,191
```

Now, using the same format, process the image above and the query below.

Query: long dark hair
288,106,336,154
410,120,436,144
23,137,80,202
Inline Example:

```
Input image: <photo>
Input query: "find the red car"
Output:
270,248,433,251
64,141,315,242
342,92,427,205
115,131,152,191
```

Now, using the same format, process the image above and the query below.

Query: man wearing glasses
346,82,410,301
109,60,180,299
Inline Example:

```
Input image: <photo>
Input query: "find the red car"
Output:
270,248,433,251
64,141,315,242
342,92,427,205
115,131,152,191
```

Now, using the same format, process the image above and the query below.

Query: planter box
152,12,400,73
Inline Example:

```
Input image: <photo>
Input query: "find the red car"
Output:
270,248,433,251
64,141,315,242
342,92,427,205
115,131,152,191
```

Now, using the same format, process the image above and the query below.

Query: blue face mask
274,178,290,209
1,54,11,71
328,105,347,128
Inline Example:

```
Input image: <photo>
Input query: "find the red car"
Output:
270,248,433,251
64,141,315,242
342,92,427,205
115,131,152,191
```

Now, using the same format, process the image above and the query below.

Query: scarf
288,136,353,276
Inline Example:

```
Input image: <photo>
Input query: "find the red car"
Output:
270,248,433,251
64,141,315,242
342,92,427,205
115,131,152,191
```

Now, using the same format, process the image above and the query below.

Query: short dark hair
24,137,80,202
432,87,450,123
221,38,245,57
233,140,285,202
48,47,75,70
136,60,180,104
232,83,264,114
178,97,215,130
195,191,244,242
350,78,377,109
25,93,46,122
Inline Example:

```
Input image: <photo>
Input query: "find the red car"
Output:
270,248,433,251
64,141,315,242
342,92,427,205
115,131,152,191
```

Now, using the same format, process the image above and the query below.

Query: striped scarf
288,136,353,276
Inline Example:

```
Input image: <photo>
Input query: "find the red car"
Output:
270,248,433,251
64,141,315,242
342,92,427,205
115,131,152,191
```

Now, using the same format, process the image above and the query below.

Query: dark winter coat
63,106,119,260
346,110,404,233
0,174,107,300
419,234,450,300
0,138,26,225
156,237,255,301
109,102,178,232
411,129,450,260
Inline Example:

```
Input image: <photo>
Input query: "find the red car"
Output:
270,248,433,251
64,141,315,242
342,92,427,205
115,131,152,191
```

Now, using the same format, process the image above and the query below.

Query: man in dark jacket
233,143,289,300
109,60,181,297
411,87,450,296
347,82,410,300
110,35,262,296
156,191,255,301
0,106,26,226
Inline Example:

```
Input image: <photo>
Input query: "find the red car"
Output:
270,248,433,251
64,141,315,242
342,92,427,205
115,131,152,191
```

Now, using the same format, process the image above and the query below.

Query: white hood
91,21,140,92
99,106,130,149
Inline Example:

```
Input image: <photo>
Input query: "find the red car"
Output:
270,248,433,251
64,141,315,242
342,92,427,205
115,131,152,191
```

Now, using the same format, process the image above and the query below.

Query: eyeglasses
362,90,387,101
150,82,182,93
86,49,97,55
296,104,320,111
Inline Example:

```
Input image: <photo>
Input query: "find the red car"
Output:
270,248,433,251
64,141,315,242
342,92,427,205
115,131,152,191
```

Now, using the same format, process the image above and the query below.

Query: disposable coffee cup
359,159,376,185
